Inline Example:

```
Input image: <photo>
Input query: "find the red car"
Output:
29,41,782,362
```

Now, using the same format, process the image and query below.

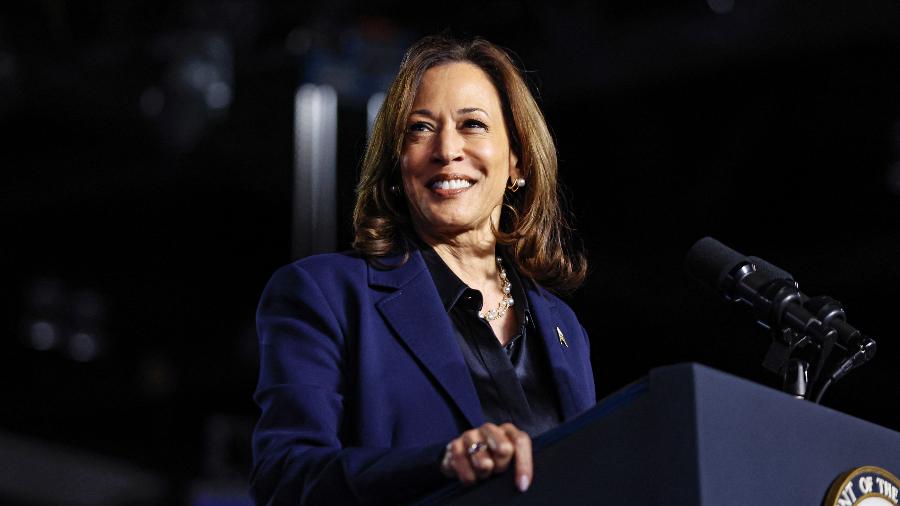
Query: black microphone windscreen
685,237,748,292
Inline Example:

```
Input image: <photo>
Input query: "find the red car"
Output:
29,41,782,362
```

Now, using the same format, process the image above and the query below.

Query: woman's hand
440,422,533,492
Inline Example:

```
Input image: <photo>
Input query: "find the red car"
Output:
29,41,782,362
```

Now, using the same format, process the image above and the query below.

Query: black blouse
418,245,562,437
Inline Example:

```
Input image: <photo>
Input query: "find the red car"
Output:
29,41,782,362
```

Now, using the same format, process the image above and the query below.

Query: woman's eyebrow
408,107,490,117
457,107,489,117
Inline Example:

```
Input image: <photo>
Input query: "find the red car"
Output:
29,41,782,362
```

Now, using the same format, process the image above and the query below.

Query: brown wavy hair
352,34,587,293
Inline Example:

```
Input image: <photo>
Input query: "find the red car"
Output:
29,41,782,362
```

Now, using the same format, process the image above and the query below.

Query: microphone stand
760,321,837,402
727,264,876,403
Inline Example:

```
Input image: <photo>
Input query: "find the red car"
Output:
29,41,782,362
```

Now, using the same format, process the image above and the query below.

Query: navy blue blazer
251,249,596,505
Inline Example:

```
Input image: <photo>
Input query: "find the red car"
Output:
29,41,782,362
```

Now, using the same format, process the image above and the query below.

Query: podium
415,363,900,505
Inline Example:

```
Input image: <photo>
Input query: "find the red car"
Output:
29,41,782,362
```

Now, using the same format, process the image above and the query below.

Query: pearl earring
506,177,526,193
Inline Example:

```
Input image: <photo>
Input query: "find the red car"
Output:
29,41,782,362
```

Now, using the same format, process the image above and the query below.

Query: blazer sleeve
251,262,449,506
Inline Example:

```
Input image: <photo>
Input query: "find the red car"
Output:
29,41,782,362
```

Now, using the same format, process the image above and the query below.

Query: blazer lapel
370,251,485,428
526,284,583,421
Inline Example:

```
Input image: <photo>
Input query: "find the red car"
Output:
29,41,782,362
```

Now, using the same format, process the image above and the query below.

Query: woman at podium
251,34,595,505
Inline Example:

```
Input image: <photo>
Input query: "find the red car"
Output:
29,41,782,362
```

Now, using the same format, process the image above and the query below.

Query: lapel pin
556,326,568,348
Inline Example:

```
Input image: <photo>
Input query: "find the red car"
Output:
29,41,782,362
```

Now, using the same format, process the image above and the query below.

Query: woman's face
400,62,519,240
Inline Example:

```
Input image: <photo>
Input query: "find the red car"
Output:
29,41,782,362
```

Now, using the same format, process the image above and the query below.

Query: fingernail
517,474,530,492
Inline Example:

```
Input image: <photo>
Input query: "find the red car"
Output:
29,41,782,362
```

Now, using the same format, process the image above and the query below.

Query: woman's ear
509,150,521,180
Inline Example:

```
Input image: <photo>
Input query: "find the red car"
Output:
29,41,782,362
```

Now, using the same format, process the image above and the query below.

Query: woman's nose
432,128,464,164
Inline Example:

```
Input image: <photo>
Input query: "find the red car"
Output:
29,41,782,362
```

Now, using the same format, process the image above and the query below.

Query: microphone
746,254,873,358
685,237,829,342
685,236,876,400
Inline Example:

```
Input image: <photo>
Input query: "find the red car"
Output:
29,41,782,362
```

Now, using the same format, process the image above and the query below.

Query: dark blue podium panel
416,363,900,505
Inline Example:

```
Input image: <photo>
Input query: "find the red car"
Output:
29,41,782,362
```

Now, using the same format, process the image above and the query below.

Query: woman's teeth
431,179,472,190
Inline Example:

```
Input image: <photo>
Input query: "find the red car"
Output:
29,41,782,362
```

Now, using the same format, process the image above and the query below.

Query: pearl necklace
478,257,514,322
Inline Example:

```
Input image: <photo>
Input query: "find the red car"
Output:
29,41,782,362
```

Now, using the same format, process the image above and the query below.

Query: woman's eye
407,122,431,133
463,119,487,130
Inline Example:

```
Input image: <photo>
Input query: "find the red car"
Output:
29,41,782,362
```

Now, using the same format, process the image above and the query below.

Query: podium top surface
418,362,900,505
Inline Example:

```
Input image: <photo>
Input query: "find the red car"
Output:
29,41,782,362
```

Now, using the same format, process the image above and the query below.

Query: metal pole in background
292,84,338,260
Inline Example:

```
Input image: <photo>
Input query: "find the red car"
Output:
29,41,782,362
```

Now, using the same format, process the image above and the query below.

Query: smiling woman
401,62,520,247
354,36,585,293
251,34,594,505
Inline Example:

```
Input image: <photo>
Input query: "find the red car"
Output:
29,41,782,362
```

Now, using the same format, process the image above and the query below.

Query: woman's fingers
463,433,494,479
446,436,478,484
501,423,533,492
441,423,533,492
479,423,514,472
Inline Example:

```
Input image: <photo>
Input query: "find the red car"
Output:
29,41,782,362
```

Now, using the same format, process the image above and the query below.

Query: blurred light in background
293,83,338,259
367,91,386,137
707,0,736,15
145,31,235,153
21,279,108,362
68,331,100,362
205,80,233,110
287,19,408,259
28,320,58,351
22,277,65,352
298,19,407,108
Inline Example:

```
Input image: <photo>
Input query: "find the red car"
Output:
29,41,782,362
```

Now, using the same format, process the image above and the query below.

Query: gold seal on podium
824,466,900,506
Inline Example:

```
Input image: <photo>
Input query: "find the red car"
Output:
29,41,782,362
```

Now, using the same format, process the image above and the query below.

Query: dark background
2,1,900,504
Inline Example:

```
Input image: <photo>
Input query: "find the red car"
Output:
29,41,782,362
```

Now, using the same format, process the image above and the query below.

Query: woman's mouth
427,175,475,196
